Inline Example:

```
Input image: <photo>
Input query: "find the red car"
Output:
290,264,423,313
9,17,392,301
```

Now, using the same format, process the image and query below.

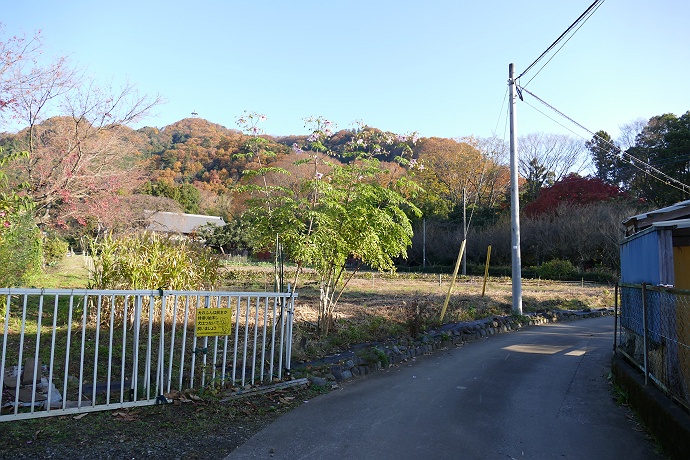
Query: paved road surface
226,316,663,459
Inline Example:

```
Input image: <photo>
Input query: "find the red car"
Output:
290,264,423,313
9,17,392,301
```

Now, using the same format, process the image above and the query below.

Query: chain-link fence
617,284,690,410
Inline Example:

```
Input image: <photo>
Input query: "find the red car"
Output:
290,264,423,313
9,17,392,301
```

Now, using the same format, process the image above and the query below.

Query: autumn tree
523,174,627,217
0,30,46,283
471,136,511,212
412,136,508,222
0,28,161,231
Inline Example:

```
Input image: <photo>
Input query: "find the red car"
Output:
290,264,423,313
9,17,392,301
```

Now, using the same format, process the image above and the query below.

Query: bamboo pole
481,245,492,297
440,239,466,323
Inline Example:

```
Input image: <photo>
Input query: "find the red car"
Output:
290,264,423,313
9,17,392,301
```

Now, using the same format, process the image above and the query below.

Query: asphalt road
226,316,664,460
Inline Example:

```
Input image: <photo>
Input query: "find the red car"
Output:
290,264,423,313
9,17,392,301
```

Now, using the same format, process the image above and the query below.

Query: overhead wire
517,85,690,195
493,86,509,137
516,0,603,82
522,0,605,87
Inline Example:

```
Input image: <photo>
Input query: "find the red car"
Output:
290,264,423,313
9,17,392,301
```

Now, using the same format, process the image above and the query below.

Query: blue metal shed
620,226,674,286
621,199,690,287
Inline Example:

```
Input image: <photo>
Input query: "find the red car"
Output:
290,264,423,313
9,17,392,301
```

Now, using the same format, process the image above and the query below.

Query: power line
517,0,603,83
523,1,605,87
493,86,509,137
517,85,690,195
589,131,688,194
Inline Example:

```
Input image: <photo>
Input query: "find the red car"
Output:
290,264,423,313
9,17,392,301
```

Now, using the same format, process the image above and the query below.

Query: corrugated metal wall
620,230,662,285
620,227,674,286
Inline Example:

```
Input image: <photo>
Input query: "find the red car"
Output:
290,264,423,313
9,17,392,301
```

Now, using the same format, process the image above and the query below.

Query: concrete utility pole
462,186,467,276
509,63,523,314
422,219,426,269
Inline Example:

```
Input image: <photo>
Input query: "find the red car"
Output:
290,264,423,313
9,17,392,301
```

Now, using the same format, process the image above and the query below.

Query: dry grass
240,269,614,319
39,259,615,362
235,268,616,361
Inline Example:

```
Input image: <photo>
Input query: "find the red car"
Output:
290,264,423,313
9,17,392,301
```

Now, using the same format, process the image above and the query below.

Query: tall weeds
88,232,222,324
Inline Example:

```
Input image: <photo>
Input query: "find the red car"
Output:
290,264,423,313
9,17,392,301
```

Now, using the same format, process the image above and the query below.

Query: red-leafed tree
524,173,627,217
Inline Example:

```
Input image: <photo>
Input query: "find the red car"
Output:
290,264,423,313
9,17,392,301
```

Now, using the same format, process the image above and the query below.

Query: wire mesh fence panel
618,284,690,410
619,285,645,364
0,288,296,422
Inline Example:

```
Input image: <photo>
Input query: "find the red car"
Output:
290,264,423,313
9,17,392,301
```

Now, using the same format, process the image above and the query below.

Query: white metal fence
0,288,296,422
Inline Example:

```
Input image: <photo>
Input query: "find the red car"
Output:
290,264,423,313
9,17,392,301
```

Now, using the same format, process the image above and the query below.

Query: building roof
623,200,690,236
144,211,225,235
652,218,690,230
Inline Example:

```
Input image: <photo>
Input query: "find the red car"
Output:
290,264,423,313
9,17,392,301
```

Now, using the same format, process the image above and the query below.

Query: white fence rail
0,288,296,422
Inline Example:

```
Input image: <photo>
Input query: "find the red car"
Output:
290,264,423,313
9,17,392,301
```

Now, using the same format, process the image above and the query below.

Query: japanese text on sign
195,308,232,337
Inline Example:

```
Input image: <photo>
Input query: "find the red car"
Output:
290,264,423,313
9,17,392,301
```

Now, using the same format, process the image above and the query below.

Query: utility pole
509,63,523,314
462,186,467,276
422,218,427,269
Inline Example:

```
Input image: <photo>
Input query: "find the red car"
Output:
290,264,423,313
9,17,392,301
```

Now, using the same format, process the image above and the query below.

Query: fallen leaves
163,390,201,404
111,410,139,422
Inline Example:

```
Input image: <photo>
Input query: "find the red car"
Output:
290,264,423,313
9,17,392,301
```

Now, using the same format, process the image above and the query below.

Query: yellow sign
195,308,233,337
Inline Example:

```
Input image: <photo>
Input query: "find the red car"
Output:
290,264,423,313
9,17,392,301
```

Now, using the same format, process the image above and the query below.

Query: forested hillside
2,111,685,274
1,30,687,278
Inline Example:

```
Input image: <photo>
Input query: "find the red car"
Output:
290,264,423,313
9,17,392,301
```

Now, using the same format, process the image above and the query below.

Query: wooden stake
481,245,492,297
440,239,466,323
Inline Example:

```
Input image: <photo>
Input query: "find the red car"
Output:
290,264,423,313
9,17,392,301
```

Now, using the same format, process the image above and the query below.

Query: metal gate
0,288,296,421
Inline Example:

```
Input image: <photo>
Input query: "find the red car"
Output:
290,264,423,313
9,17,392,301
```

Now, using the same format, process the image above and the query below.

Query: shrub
356,347,389,368
0,213,43,287
88,232,222,325
537,259,577,280
89,231,222,291
43,235,69,266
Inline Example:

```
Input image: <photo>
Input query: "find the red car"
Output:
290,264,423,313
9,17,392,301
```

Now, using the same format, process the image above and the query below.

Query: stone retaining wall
294,308,614,386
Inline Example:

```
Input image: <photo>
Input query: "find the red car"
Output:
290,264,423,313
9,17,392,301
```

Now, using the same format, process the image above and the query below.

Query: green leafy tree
243,117,420,336
624,112,690,205
0,212,43,286
177,183,201,214
0,148,41,286
585,130,624,186
196,218,253,254
522,157,553,204
141,180,200,214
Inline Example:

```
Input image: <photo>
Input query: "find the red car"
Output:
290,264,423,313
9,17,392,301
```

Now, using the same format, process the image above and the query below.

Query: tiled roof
144,211,225,234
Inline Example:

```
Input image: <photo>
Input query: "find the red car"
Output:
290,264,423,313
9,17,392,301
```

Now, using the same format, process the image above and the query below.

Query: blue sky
3,0,689,142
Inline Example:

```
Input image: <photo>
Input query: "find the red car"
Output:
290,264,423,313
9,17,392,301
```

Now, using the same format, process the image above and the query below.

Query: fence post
613,283,618,353
642,283,649,386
